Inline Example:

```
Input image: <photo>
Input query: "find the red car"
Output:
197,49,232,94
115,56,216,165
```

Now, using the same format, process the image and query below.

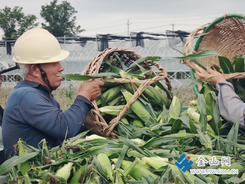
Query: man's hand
195,67,225,86
78,79,104,101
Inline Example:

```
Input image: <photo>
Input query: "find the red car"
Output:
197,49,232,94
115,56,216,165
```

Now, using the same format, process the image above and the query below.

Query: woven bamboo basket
182,13,245,83
77,47,171,138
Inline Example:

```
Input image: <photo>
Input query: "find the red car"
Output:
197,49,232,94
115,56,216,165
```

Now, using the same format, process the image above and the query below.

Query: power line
128,9,245,19
83,19,126,28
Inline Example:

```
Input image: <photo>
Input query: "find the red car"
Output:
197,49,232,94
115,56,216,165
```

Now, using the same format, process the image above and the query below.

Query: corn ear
107,96,123,106
17,139,30,175
189,100,197,106
154,85,162,92
131,138,146,147
96,86,122,106
86,134,106,140
112,158,158,180
97,153,113,181
168,96,181,120
141,156,168,169
143,85,171,108
121,88,153,124
188,109,216,137
119,69,135,92
157,111,165,123
55,162,73,181
99,105,125,116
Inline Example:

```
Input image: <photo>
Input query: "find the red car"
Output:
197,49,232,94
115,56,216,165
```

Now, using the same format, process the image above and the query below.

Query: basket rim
194,13,245,52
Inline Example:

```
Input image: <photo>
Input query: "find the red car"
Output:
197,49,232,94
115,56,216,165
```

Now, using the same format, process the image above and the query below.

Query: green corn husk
189,100,197,106
96,86,122,106
85,134,107,140
17,139,30,175
132,119,144,128
187,107,216,137
112,159,159,180
97,153,113,181
121,117,129,124
99,105,132,116
130,138,146,147
157,111,165,123
168,96,181,121
70,138,86,146
121,88,154,124
70,165,86,184
142,85,171,108
119,69,135,92
141,156,168,169
55,162,73,181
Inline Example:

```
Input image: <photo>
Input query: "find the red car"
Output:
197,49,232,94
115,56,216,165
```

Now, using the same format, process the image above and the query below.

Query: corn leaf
234,57,245,72
197,93,207,132
60,72,120,81
225,113,240,155
142,175,156,184
174,50,222,70
113,52,127,71
143,133,197,149
0,152,40,175
197,129,212,151
218,56,234,74
174,50,220,60
114,145,129,171
220,139,245,151
158,165,173,184
169,118,182,134
155,81,173,100
118,137,149,157
126,56,161,73
104,60,120,73
138,97,157,120
92,157,108,180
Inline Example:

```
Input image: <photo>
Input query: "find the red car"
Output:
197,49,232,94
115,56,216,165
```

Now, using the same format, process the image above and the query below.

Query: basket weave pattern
77,47,171,137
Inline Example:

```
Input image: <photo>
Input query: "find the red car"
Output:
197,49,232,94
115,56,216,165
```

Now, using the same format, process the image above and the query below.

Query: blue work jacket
2,80,92,160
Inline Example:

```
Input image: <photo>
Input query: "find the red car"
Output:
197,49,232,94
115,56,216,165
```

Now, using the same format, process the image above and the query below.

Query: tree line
0,0,84,40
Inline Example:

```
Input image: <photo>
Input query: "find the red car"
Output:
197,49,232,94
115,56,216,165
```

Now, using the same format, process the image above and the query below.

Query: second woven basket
182,13,245,93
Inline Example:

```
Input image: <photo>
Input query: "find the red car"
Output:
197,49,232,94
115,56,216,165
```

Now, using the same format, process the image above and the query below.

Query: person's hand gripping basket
76,47,172,138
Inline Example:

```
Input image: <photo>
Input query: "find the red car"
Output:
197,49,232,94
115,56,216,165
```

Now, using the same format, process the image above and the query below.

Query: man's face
40,62,64,90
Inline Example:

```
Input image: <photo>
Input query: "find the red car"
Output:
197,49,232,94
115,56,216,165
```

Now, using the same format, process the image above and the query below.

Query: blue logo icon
175,154,193,172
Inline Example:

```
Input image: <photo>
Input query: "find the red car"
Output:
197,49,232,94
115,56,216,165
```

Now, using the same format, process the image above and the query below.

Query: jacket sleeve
216,81,245,129
19,92,93,140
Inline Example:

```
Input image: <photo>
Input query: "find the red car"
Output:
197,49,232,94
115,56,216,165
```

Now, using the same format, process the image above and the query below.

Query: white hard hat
13,28,69,64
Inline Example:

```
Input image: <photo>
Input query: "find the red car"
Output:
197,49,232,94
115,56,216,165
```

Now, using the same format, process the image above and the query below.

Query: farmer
2,28,104,160
195,67,245,129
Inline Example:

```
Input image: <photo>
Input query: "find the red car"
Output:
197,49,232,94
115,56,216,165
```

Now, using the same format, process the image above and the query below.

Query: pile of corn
1,53,245,183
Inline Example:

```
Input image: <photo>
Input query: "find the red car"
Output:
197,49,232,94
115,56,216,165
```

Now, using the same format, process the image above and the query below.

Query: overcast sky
0,0,245,38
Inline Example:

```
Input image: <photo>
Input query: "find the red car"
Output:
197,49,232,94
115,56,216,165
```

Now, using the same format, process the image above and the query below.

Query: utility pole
171,24,174,31
127,19,131,36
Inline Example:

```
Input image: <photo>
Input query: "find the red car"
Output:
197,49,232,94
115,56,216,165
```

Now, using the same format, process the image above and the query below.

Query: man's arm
19,92,93,140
